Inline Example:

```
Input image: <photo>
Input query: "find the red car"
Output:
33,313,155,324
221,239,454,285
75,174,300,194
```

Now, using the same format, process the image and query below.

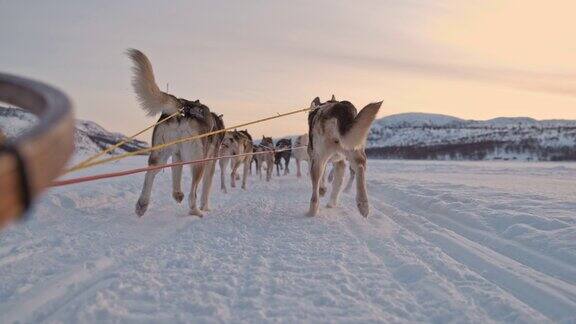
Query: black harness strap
0,142,31,216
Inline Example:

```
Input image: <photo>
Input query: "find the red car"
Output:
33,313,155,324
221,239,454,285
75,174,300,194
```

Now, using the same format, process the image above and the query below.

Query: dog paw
307,201,319,216
326,202,337,208
135,199,148,217
306,209,318,217
189,208,204,217
319,187,327,197
357,200,369,217
201,205,211,212
172,191,184,203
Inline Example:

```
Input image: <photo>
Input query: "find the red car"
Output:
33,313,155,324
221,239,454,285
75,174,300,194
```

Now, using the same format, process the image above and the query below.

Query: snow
374,112,465,127
369,114,576,150
367,113,576,161
479,117,538,126
1,158,576,322
374,112,576,129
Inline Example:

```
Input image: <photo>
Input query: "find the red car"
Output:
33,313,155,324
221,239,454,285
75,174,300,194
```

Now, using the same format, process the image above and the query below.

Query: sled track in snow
0,204,200,323
374,181,576,285
364,180,576,322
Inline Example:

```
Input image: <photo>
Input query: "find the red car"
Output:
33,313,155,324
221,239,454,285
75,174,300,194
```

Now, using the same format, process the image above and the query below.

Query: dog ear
331,94,336,101
310,97,321,108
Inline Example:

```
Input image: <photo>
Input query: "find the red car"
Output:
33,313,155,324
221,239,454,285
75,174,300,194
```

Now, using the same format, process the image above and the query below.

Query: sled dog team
128,49,382,218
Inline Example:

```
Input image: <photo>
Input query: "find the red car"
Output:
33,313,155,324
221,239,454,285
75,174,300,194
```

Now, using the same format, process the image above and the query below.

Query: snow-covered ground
1,159,576,323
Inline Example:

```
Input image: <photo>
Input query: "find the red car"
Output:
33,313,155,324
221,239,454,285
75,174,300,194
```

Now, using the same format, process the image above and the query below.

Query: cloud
295,49,576,98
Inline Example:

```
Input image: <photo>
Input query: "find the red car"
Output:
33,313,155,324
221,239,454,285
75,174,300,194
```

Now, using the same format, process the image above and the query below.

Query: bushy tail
341,101,382,150
126,48,181,116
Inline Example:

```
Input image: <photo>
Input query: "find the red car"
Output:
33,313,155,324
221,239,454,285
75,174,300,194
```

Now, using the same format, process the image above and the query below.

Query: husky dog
127,48,224,217
274,138,292,176
293,134,309,178
219,130,253,192
307,96,382,217
253,136,275,181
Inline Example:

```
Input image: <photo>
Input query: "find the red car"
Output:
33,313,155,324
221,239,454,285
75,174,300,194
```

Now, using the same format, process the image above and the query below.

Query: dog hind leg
242,157,251,190
348,150,369,217
188,164,205,216
266,157,273,181
307,153,329,217
231,159,240,188
256,158,261,178
284,156,290,175
344,166,355,193
200,160,216,211
257,159,263,180
171,151,184,203
327,160,346,208
296,159,302,178
319,165,329,197
220,158,229,193
276,158,281,176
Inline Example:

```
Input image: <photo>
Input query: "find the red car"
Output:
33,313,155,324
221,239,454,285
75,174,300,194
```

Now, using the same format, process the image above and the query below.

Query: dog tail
341,101,382,150
126,48,181,116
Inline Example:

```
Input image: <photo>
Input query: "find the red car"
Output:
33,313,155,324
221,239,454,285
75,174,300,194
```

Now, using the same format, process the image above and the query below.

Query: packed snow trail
1,158,575,322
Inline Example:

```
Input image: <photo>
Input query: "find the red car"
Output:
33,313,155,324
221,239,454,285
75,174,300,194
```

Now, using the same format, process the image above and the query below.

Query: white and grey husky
293,134,309,178
306,96,381,217
219,130,253,193
253,136,275,182
127,49,224,217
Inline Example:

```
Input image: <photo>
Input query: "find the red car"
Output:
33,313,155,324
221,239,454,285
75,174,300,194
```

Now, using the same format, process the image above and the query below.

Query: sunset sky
1,0,575,139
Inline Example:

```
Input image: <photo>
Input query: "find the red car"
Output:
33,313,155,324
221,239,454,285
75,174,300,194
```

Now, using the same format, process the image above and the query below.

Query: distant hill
0,106,148,157
5,106,576,162
367,113,576,161
374,112,465,127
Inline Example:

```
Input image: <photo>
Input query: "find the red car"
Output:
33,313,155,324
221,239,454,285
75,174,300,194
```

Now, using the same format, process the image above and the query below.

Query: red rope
51,146,304,187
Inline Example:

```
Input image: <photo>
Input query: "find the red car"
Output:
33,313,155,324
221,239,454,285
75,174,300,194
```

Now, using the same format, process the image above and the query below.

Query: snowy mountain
367,113,576,161
375,112,465,127
0,106,148,156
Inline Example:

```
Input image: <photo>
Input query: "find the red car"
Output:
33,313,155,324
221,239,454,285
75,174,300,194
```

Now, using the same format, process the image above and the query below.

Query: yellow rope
69,109,184,171
66,107,311,173
53,146,308,187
